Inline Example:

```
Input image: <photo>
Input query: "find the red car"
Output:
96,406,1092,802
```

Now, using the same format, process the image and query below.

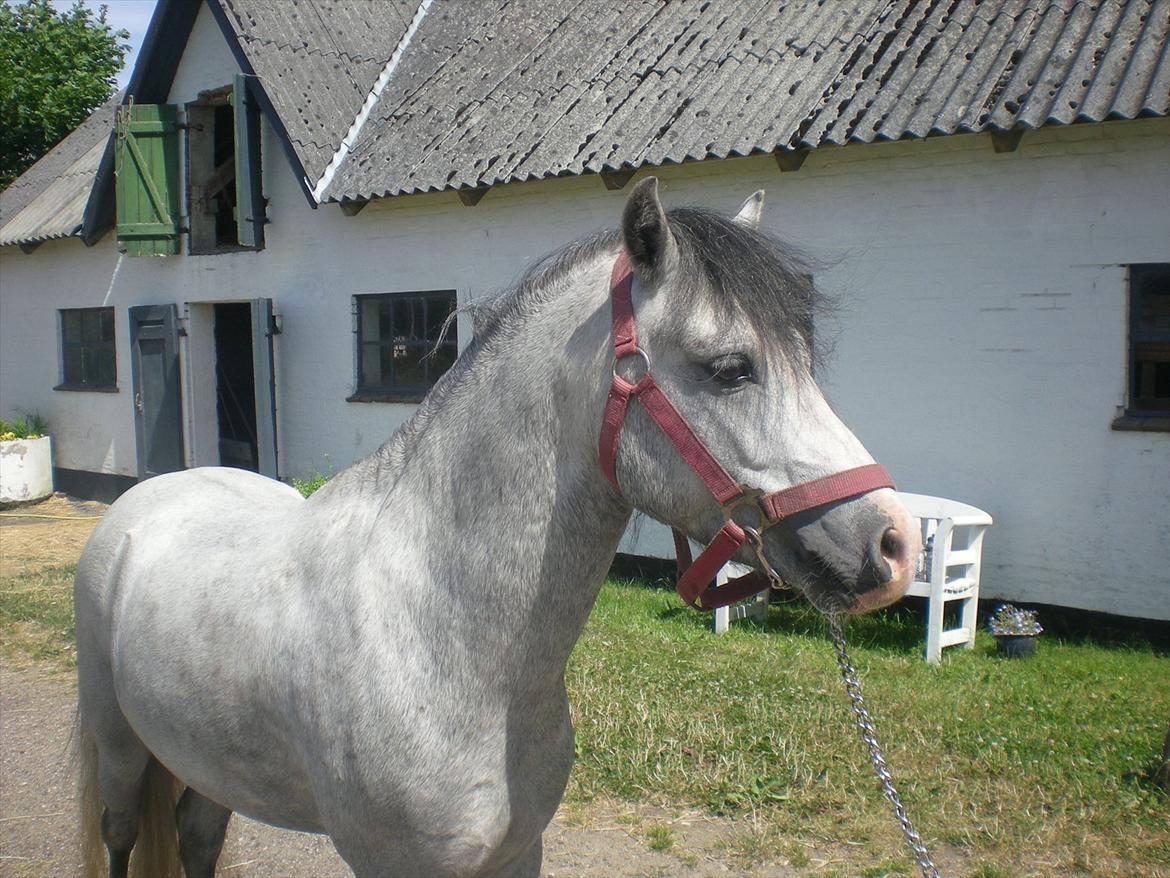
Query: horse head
604,178,919,615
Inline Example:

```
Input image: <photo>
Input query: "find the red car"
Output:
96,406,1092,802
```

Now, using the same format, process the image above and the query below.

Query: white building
2,0,1167,619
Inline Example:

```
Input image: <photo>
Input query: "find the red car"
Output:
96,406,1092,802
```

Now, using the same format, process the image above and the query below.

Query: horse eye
706,354,755,389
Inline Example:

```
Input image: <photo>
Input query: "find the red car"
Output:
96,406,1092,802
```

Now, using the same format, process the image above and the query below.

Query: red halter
599,251,895,610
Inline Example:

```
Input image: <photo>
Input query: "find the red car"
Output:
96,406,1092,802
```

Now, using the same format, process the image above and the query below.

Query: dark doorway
214,303,258,470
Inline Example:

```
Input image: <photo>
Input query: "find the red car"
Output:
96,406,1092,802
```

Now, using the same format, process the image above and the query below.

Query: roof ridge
312,0,434,202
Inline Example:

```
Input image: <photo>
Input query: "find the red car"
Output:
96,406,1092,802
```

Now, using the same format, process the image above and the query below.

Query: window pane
378,299,392,341
428,341,457,380
99,308,115,341
81,309,102,342
394,343,425,387
1136,289,1170,333
393,297,425,342
1156,362,1170,402
1130,265,1170,414
96,348,116,387
83,348,106,385
63,347,83,384
360,341,384,389
360,298,382,343
426,294,455,339
62,311,81,344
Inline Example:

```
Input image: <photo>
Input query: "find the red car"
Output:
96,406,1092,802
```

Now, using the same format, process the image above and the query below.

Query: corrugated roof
217,0,418,183
5,0,1165,237
300,0,1168,202
0,100,117,247
806,0,1170,146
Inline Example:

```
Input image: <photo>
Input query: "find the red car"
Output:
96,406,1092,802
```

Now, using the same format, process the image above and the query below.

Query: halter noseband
598,251,895,610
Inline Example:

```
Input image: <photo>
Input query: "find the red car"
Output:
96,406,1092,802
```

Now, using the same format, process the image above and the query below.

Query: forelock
666,207,828,368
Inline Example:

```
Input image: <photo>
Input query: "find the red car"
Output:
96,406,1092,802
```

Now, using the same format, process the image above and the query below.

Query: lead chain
827,613,942,878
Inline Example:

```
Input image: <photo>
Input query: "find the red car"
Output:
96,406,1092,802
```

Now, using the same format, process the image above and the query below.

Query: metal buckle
612,345,651,382
720,487,772,531
742,525,785,589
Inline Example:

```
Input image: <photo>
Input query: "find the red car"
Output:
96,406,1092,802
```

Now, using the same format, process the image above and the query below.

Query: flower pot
0,435,53,505
995,634,1038,659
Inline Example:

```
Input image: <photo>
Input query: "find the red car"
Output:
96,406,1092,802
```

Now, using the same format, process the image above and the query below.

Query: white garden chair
897,492,993,663
710,561,768,633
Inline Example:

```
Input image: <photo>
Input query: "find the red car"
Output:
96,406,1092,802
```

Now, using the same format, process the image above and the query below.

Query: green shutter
233,74,266,249
115,104,181,256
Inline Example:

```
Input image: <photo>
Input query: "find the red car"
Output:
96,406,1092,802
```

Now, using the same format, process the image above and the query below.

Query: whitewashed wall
1,3,1166,617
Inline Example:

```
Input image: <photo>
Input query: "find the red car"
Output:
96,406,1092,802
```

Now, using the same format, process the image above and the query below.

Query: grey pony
74,179,919,878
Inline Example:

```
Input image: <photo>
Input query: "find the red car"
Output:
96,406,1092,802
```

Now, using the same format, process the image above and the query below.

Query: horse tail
75,721,104,878
74,714,183,878
130,758,182,878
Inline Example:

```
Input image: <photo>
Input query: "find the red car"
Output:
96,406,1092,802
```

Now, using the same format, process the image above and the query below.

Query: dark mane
470,206,827,369
667,207,827,367
468,227,620,343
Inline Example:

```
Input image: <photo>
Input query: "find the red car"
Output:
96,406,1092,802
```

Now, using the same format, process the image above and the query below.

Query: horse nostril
880,527,907,567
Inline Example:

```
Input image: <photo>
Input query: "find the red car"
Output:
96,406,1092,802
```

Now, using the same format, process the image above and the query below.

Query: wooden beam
457,186,489,207
774,148,809,173
600,168,637,191
990,128,1025,153
339,200,368,217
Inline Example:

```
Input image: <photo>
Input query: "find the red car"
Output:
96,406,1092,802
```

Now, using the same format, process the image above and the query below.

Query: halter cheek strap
599,251,895,611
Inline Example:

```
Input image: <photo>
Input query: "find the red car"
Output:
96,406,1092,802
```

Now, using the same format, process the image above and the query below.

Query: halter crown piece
598,251,896,610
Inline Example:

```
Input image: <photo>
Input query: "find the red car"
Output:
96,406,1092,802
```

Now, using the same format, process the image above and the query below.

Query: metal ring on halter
742,525,785,589
612,345,651,381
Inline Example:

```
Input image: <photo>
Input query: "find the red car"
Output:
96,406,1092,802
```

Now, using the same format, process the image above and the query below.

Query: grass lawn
566,581,1169,877
2,565,1167,877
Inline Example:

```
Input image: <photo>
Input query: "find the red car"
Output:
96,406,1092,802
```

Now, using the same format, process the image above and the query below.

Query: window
57,308,116,390
115,74,265,257
186,77,264,254
1123,264,1170,426
350,292,458,402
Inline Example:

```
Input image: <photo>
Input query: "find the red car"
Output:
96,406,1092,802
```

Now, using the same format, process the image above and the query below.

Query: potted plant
988,603,1043,658
0,413,53,505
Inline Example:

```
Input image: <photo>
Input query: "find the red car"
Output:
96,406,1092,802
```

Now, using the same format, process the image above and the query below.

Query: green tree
0,0,128,189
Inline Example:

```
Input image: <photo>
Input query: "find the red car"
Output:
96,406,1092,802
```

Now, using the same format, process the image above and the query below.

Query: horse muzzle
766,489,920,615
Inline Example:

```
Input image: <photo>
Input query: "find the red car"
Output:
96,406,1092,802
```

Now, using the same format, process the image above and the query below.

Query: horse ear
622,177,676,281
732,190,765,229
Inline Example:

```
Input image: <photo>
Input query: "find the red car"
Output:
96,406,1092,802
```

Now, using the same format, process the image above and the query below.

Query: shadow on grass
610,553,1170,655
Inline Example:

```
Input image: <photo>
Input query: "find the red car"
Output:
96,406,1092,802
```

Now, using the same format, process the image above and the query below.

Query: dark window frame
55,307,118,392
348,290,458,404
1114,263,1170,432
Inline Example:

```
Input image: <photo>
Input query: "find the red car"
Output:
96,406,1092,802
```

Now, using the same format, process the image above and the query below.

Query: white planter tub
0,435,53,504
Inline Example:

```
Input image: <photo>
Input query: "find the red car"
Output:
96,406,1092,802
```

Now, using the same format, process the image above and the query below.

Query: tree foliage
0,0,128,189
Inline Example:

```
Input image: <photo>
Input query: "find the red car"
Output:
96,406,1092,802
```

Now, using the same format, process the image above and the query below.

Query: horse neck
315,249,631,685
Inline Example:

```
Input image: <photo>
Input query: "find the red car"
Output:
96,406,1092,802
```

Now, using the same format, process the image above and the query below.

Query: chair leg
711,567,730,633
751,590,768,621
959,593,978,649
925,594,944,663
712,605,729,633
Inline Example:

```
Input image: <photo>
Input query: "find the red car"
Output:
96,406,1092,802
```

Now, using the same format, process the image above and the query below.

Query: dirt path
0,495,105,578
